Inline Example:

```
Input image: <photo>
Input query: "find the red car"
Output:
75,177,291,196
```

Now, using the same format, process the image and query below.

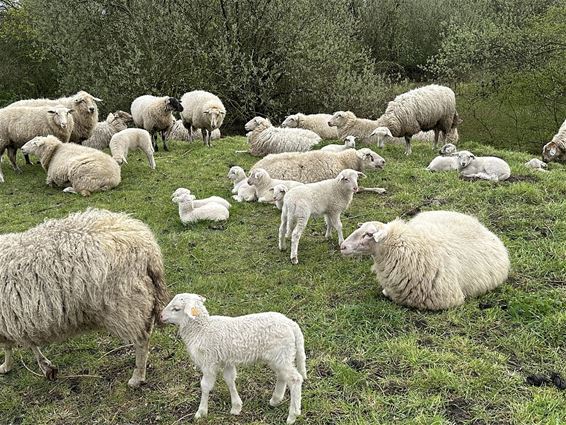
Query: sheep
160,293,306,424
340,210,510,310
131,95,184,152
0,208,169,387
457,150,511,181
320,135,357,152
21,135,121,196
524,158,548,172
172,193,229,224
426,143,460,172
271,184,288,210
542,119,566,163
279,169,363,264
180,90,225,148
247,168,304,203
171,188,231,209
382,128,460,148
164,119,221,142
0,105,75,181
227,166,257,202
109,128,156,169
8,90,102,144
281,113,338,140
327,111,380,143
251,148,385,184
244,116,321,157
369,84,460,155
82,111,133,150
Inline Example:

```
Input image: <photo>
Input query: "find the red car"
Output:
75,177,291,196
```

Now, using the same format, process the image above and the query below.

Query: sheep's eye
343,178,349,182
172,307,180,312
363,232,373,238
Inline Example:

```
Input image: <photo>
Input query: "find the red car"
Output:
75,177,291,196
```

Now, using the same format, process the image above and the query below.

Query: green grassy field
1,137,565,425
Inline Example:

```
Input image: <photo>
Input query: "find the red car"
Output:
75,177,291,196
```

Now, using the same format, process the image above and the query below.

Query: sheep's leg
151,131,158,152
433,130,440,150
328,213,344,244
7,147,21,173
145,150,156,169
270,370,287,407
324,215,333,239
223,364,243,415
62,186,78,194
404,136,412,155
279,214,288,251
290,216,308,265
195,366,219,419
161,130,169,151
31,346,58,381
0,347,14,374
24,153,32,165
128,337,150,388
284,366,303,424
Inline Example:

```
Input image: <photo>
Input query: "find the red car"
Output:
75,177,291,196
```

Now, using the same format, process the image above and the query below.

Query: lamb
279,169,362,264
0,208,169,387
160,293,306,424
271,184,288,210
171,188,231,209
164,119,221,142
180,90,226,147
542,119,566,163
524,158,548,172
251,148,385,184
8,90,101,144
340,210,510,310
382,128,460,148
426,143,459,172
369,84,460,155
457,150,511,181
82,111,133,150
227,166,257,202
131,95,184,152
0,105,74,182
320,135,356,152
247,168,304,203
109,128,156,169
21,135,121,196
281,113,338,140
244,116,321,156
172,193,229,224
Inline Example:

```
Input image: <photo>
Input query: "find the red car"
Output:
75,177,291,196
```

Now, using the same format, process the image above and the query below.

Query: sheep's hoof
230,405,242,415
286,414,298,424
127,377,146,388
291,256,299,265
0,363,12,374
43,365,58,381
269,397,283,407
194,409,207,419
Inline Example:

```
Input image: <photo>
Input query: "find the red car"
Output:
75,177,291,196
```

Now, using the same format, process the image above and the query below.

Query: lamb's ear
183,302,200,319
357,172,367,179
198,295,206,303
93,97,103,102
470,153,476,159
269,187,274,192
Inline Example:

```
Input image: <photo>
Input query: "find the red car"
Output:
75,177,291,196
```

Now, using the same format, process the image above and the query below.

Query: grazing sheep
164,119,221,142
281,113,338,140
320,135,357,152
251,148,385,184
21,135,121,196
524,158,548,172
0,208,169,387
131,95,183,152
279,169,362,264
0,105,74,181
180,90,225,147
82,111,133,150
340,210,510,310
109,128,156,169
244,116,321,157
8,90,101,144
370,85,460,155
457,150,511,181
172,193,229,224
542,119,566,163
271,184,289,210
160,293,306,424
227,166,257,202
426,143,460,172
171,188,231,209
247,168,304,203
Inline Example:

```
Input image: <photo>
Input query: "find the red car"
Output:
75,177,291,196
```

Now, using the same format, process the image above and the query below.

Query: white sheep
457,150,511,181
160,293,306,424
131,95,184,152
279,169,362,264
0,208,169,387
172,193,229,224
524,158,548,172
426,143,460,172
171,188,231,209
271,184,289,210
281,113,338,140
109,128,156,169
542,118,566,163
21,135,121,196
382,128,460,148
164,119,221,142
370,85,460,155
340,210,510,310
327,111,380,143
180,90,225,147
244,116,321,157
320,135,357,152
227,166,257,202
247,168,304,203
82,111,133,150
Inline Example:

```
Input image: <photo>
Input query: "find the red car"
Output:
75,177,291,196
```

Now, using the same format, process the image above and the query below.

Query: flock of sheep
0,83,565,424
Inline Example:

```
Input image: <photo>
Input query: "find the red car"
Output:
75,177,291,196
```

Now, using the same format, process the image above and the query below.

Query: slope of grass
0,137,565,425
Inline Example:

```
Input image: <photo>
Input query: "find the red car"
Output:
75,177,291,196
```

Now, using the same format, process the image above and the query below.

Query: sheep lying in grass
165,119,221,142
83,111,133,150
160,293,306,424
340,210,510,310
171,188,231,209
271,184,288,210
321,136,357,152
227,166,257,202
281,113,338,140
172,193,229,224
524,158,548,172
457,150,511,181
327,111,380,143
279,169,362,264
21,136,121,196
109,128,156,169
542,119,566,163
0,208,169,386
247,168,303,203
426,143,459,172
180,90,225,147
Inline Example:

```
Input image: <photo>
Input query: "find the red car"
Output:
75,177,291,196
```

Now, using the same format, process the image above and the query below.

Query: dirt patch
346,359,367,371
381,381,408,396
315,363,334,378
445,397,473,423
506,175,538,183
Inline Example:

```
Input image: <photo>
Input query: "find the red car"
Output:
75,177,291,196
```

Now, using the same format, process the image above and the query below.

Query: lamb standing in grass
171,188,231,209
426,143,459,171
271,184,288,210
247,168,304,203
542,118,566,163
281,113,338,140
227,166,257,202
172,193,229,224
279,169,362,264
83,111,133,150
160,293,306,424
180,90,225,147
340,211,510,310
109,128,156,169
457,150,511,181
321,136,356,152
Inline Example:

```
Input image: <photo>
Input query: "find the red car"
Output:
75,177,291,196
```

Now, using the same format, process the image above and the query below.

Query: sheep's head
73,91,102,115
204,105,226,129
245,116,269,132
340,221,388,256
336,169,364,193
171,187,191,200
525,158,547,169
281,114,299,128
542,141,565,163
160,293,208,325
328,111,355,128
247,168,268,186
270,184,288,202
344,135,356,149
166,97,184,113
356,148,385,170
370,127,393,145
439,143,457,156
172,193,195,205
457,150,476,169
227,166,246,181
21,135,60,156
113,110,133,124
48,106,74,129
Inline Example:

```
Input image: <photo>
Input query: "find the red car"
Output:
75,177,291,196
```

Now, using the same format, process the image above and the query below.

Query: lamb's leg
62,187,78,194
223,364,243,415
270,370,287,407
328,213,344,244
195,366,219,419
7,147,21,173
290,216,308,265
31,346,58,381
0,347,14,374
324,215,332,239
279,211,288,251
128,337,150,388
145,149,156,169
404,136,412,155
284,366,303,424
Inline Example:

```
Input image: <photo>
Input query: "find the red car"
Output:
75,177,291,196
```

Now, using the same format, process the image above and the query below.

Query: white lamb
271,184,289,210
160,293,306,424
279,169,362,264
109,128,156,169
227,166,257,202
171,188,231,209
457,150,511,181
247,168,304,203
281,113,338,140
524,158,548,172
426,143,459,172
172,193,229,224
320,136,357,152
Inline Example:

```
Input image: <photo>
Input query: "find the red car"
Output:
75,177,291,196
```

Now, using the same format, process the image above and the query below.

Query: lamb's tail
292,323,307,379
146,253,170,327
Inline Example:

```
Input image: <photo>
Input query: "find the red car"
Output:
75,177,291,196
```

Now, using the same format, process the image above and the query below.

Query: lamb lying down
457,150,511,181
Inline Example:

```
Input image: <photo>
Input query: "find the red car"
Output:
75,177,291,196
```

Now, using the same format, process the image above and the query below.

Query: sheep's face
336,169,363,193
340,221,387,256
205,106,226,129
49,107,73,129
161,293,207,325
73,91,101,115
247,168,268,186
281,115,299,128
271,184,288,201
525,158,547,169
114,110,133,124
172,193,195,205
227,166,246,181
328,111,351,128
542,141,564,163
357,148,385,170
166,97,184,113
344,136,356,148
171,187,191,200
244,116,266,132
370,127,393,145
21,136,47,155
457,151,476,169
439,143,457,156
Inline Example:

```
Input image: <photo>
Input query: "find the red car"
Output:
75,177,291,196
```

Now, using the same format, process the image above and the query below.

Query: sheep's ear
269,187,274,192
470,154,476,159
372,227,388,243
183,303,200,319
357,172,367,179
557,141,566,151
67,109,75,114
198,295,206,303
93,97,103,102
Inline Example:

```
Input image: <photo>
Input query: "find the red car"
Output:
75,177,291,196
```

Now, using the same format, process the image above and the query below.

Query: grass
1,136,566,425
